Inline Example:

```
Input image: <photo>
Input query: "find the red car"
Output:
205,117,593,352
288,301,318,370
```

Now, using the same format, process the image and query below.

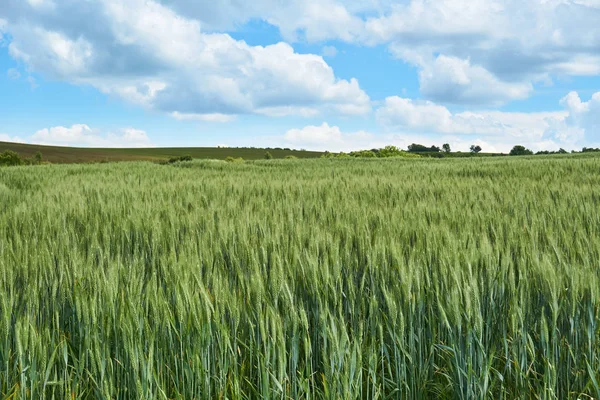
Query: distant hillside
0,141,324,164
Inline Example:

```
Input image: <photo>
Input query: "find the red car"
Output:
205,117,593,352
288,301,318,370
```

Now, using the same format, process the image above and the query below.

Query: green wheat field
1,155,600,399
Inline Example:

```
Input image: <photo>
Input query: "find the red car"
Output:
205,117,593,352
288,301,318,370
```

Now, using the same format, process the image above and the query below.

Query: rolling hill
0,141,324,164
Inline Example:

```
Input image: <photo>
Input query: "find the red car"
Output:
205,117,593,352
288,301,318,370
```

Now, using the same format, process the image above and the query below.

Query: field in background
0,141,323,163
1,155,600,398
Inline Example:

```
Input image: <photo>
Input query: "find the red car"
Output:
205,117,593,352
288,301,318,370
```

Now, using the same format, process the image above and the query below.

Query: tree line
322,143,593,159
0,150,43,166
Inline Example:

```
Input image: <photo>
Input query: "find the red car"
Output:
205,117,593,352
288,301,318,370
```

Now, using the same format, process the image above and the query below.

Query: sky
1,0,600,153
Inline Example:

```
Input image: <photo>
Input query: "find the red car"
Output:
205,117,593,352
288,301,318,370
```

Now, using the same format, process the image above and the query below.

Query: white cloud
171,112,236,123
283,91,600,153
154,0,600,107
375,95,586,152
322,45,338,58
159,0,367,42
26,0,54,9
0,18,6,44
31,124,154,148
6,68,20,80
274,2,365,42
377,96,566,136
3,0,600,148
370,1,600,105
278,122,499,153
0,0,370,118
26,76,37,89
416,55,532,105
283,123,376,152
560,91,600,146
0,133,26,143
256,106,321,118
376,97,455,132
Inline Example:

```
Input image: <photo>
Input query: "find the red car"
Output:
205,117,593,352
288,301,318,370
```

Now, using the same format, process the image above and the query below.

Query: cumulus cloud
30,124,154,147
158,0,367,42
7,68,20,80
283,123,376,152
365,0,600,105
157,0,600,107
0,133,26,143
416,55,532,106
3,0,600,149
376,96,566,137
0,0,370,119
279,122,504,153
375,95,588,152
285,91,600,153
559,91,600,146
171,112,236,123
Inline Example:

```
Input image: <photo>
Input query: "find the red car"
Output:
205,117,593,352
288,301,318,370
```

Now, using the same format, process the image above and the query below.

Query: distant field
1,155,600,398
0,141,324,163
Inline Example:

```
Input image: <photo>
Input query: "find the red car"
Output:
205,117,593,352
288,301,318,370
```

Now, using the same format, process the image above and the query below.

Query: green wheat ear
0,155,599,398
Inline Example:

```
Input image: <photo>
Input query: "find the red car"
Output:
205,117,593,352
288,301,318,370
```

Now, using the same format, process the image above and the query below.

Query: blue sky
1,0,600,152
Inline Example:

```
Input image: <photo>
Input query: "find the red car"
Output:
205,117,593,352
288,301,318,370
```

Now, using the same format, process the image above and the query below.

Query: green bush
0,150,23,166
225,156,244,163
168,155,193,163
264,151,273,160
349,150,377,158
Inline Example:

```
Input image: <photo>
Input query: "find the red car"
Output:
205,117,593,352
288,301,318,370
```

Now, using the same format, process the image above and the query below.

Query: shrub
284,155,297,159
536,149,568,155
225,156,244,163
0,150,23,166
264,151,273,160
349,150,377,158
168,155,193,163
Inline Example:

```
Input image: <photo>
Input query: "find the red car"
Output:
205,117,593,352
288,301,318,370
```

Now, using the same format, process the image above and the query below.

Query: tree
34,151,43,165
470,145,482,153
582,147,600,153
509,145,533,156
0,150,22,166
264,151,273,160
442,143,451,153
408,143,441,153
